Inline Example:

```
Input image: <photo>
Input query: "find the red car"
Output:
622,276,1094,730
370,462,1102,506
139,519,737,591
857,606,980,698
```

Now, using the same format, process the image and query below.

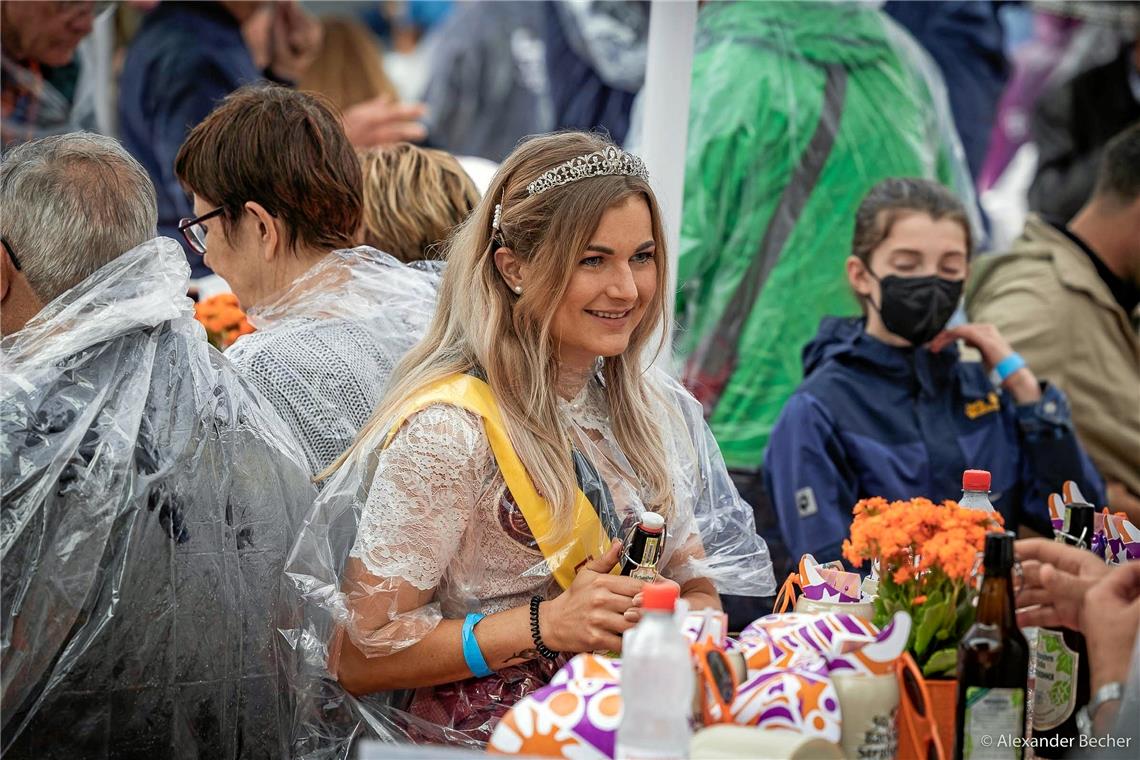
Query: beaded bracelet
529,596,559,660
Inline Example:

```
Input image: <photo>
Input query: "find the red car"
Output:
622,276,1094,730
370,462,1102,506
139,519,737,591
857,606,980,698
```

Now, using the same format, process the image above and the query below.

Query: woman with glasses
174,84,437,475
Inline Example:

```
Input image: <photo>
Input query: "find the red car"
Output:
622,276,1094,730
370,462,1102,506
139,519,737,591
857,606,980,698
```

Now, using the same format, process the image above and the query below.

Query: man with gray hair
1,133,316,758
1,132,157,330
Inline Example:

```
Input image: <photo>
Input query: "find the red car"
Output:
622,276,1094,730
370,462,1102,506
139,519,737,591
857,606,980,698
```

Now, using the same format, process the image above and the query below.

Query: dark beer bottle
955,531,1030,760
621,512,665,581
1031,501,1094,757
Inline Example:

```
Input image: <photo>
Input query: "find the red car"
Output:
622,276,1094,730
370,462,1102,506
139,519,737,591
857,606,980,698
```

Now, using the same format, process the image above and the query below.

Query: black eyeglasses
1,236,21,271
177,207,224,256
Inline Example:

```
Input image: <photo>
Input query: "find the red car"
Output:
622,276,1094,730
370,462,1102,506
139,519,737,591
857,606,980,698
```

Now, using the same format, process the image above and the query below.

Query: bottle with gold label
622,512,666,582
955,531,1030,760
1031,498,1094,757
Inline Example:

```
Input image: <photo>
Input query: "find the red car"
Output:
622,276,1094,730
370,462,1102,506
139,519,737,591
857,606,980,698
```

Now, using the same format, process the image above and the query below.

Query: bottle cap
963,469,991,492
983,530,1015,574
641,581,679,612
639,512,665,533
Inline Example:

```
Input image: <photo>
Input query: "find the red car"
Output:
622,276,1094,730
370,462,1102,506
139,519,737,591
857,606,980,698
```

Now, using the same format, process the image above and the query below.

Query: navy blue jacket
119,2,280,278
764,317,1104,564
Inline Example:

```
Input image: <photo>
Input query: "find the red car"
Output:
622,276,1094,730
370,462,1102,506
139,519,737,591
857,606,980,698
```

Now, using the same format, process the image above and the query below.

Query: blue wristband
995,352,1027,382
462,613,494,678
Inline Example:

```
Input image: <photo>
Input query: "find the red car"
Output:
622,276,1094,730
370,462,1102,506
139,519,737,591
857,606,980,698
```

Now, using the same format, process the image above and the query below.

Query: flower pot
898,675,957,760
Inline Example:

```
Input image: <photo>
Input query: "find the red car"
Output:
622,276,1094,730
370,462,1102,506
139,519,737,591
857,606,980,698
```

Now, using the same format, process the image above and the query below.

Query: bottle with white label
955,531,1030,760
1031,498,1094,757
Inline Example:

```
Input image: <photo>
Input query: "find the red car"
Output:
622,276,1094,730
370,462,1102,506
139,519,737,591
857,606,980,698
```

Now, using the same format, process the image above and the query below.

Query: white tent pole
640,0,697,373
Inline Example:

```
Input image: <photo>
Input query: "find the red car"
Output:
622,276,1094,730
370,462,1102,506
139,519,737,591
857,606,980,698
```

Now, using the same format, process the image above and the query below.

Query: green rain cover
675,1,976,470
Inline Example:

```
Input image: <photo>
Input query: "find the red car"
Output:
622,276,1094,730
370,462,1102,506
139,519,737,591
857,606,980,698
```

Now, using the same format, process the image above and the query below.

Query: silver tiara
525,146,649,196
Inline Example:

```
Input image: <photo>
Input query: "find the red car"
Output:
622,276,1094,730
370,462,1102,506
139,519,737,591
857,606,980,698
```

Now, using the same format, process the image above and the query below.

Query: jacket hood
802,316,972,398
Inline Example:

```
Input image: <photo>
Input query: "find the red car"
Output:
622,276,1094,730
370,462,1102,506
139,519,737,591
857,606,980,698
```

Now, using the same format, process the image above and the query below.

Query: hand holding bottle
539,540,644,653
624,577,681,624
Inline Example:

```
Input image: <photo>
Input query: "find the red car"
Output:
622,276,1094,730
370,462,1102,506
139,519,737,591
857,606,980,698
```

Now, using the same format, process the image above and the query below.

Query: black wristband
529,596,559,660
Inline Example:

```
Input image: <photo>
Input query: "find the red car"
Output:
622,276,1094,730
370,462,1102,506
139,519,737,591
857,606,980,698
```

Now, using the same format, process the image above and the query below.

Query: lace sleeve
350,404,490,591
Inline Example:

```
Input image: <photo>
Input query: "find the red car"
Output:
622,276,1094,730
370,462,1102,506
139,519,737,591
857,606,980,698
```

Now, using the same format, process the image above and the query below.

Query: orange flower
844,495,1002,675
843,496,998,584
193,293,254,348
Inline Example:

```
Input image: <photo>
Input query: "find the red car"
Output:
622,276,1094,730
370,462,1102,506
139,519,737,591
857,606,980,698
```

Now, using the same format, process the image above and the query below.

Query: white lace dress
283,368,773,744
348,372,763,642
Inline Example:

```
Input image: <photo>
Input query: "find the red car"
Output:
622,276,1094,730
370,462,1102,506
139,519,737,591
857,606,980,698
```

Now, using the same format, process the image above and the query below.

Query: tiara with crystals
525,146,649,196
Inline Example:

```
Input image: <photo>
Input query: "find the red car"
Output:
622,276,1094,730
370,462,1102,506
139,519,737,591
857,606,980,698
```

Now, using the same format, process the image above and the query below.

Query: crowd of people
1,1,1138,758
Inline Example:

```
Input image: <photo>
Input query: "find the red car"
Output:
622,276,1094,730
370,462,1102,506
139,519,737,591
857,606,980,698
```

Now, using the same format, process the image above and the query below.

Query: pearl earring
513,285,523,294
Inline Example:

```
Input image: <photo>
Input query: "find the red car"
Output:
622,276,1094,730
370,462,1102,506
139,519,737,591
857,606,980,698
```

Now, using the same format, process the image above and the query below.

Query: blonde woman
358,143,480,263
286,132,773,747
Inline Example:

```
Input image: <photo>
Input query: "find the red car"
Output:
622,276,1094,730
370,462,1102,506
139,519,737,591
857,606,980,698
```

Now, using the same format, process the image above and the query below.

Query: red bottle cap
963,469,991,492
641,581,679,612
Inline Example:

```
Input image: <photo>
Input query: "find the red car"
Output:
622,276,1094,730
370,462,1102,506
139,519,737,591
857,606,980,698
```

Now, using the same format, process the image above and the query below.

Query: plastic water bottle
960,469,996,512
615,582,694,760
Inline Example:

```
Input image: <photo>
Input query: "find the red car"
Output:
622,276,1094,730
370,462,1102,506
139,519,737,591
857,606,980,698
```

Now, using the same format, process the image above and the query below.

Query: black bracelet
529,596,559,660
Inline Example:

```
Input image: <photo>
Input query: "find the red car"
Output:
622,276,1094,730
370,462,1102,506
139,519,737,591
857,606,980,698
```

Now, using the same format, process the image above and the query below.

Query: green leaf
872,596,891,630
954,593,975,637
914,594,950,656
922,647,958,678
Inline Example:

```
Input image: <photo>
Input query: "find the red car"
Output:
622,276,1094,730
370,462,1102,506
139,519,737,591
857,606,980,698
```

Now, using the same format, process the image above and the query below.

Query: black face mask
867,270,963,346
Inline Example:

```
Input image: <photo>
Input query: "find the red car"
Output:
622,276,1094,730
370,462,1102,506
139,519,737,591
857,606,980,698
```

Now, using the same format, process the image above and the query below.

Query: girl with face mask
764,178,1105,570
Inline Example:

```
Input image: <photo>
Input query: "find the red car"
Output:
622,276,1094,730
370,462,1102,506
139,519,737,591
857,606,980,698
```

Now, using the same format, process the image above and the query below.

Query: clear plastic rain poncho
1,238,317,758
225,246,440,477
674,0,980,472
281,365,776,757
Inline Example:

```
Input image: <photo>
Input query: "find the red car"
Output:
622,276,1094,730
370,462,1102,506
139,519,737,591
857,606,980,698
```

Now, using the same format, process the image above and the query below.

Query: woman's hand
1015,538,1111,630
539,540,644,653
929,323,1041,404
623,577,682,625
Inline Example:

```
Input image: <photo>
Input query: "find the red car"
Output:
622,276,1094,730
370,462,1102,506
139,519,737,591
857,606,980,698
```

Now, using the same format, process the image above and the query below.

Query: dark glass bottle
1031,502,1094,757
621,512,666,581
956,531,1030,760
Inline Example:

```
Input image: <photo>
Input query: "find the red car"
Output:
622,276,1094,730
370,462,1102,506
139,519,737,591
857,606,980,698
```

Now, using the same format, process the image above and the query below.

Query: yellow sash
384,373,615,590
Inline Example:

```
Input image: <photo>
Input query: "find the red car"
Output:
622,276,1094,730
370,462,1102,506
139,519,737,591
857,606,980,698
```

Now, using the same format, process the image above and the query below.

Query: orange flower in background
193,293,254,349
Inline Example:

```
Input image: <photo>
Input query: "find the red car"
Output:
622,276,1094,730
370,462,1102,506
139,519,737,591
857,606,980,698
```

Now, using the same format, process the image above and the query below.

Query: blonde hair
358,143,480,263
298,18,397,111
326,132,673,526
